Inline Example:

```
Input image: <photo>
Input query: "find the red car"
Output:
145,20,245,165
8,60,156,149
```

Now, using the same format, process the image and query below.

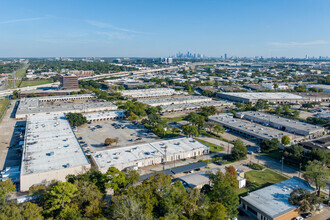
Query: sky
0,0,329,58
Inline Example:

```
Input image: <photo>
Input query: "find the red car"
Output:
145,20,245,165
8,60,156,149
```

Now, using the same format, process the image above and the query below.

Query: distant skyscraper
224,53,227,59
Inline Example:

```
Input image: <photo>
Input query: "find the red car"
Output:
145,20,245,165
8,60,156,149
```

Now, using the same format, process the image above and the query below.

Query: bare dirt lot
74,119,158,153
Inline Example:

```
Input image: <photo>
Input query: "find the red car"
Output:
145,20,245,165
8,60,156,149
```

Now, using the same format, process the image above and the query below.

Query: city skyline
0,0,329,58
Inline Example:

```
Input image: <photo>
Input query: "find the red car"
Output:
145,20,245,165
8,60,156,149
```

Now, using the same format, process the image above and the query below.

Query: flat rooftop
209,114,294,140
161,101,231,112
21,113,89,176
241,111,323,133
220,92,304,100
83,110,126,121
121,88,186,98
242,177,314,219
16,95,116,117
92,137,209,169
140,96,212,105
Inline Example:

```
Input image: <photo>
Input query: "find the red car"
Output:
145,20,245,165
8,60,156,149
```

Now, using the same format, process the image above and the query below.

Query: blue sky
0,0,329,57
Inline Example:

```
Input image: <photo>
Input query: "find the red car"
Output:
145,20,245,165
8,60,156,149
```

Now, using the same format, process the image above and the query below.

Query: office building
60,75,78,90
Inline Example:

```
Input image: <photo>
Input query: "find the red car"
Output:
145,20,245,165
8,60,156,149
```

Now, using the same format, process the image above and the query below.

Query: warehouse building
237,111,324,138
217,92,306,104
241,177,314,220
20,113,91,191
83,110,126,122
121,88,186,98
16,94,117,119
161,101,232,113
140,96,212,106
91,137,209,172
209,114,296,142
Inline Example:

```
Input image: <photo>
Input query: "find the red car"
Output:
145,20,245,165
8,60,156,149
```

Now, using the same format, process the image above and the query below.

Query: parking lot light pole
281,156,284,174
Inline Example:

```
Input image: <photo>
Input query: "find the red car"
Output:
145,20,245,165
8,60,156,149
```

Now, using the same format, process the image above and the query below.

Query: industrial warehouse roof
161,101,231,112
241,177,314,219
171,162,207,174
21,113,90,176
140,96,212,106
220,92,304,100
209,114,294,140
240,111,323,134
121,88,186,98
83,110,126,121
92,137,209,169
16,95,116,117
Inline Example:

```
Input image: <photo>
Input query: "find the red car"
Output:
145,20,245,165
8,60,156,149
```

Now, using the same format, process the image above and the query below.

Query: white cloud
268,40,329,47
85,20,147,34
0,17,50,24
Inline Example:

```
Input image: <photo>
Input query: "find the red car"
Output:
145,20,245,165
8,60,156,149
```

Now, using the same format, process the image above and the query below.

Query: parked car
294,216,304,220
247,151,254,155
215,160,223,165
301,213,312,218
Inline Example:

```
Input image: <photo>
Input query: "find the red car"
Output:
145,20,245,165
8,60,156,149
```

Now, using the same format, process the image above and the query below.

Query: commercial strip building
299,135,330,151
16,94,117,119
237,111,324,138
241,177,314,220
209,114,297,142
83,110,126,122
20,113,90,191
217,92,306,104
91,137,210,172
121,88,187,98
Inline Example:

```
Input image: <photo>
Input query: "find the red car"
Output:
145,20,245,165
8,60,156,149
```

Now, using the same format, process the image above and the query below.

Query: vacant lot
75,119,158,152
195,138,224,153
0,98,10,121
238,169,288,196
19,79,53,88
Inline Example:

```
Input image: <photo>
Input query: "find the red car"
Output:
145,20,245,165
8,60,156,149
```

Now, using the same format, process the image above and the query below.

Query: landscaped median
194,138,225,153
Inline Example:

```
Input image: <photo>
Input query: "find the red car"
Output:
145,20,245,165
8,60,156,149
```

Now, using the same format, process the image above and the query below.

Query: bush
248,163,264,170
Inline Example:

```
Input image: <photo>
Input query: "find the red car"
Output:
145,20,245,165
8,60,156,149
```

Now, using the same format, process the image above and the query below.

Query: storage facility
20,113,91,191
91,137,209,172
209,114,297,142
237,111,324,138
121,88,186,98
217,92,306,104
83,110,126,122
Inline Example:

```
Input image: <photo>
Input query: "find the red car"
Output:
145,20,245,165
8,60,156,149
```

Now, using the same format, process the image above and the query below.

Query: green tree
289,188,320,213
0,179,15,205
66,113,87,126
260,138,280,152
231,139,247,161
182,125,199,137
105,167,127,193
0,202,44,220
45,182,78,215
303,160,329,196
281,135,291,146
199,106,217,117
208,202,227,220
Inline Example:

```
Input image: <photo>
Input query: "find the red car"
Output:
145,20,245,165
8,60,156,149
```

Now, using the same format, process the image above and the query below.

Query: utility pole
299,163,302,178
163,146,167,171
13,71,16,89
281,156,284,174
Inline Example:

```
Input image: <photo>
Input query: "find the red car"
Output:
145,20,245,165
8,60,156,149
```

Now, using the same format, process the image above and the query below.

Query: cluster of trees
260,138,281,152
283,145,330,167
0,167,240,219
289,188,320,213
301,102,321,110
231,139,247,161
0,62,23,73
104,137,119,146
79,80,122,101
274,105,300,119
66,113,87,127
234,99,269,112
29,60,137,74
306,117,330,129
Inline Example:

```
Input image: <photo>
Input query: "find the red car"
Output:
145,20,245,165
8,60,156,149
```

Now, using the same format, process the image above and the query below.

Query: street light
281,156,284,174
163,145,167,171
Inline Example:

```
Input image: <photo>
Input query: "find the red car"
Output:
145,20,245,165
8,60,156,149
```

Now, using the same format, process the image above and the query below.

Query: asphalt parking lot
75,119,158,152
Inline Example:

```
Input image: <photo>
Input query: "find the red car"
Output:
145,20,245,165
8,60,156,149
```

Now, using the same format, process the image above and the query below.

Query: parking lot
75,119,158,153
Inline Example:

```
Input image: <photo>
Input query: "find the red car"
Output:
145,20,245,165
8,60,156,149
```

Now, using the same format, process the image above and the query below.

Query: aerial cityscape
0,1,329,220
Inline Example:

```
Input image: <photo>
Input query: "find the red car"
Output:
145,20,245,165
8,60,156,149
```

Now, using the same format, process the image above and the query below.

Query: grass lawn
7,64,28,89
238,169,288,196
0,98,10,121
195,138,225,153
19,79,53,88
165,116,185,123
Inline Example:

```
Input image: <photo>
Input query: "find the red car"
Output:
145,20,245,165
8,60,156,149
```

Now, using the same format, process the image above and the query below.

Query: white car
295,217,304,220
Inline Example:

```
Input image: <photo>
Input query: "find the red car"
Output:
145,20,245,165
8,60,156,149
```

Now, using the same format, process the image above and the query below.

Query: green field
19,79,53,88
195,138,225,153
237,169,288,196
7,64,28,89
0,98,10,121
165,116,185,123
